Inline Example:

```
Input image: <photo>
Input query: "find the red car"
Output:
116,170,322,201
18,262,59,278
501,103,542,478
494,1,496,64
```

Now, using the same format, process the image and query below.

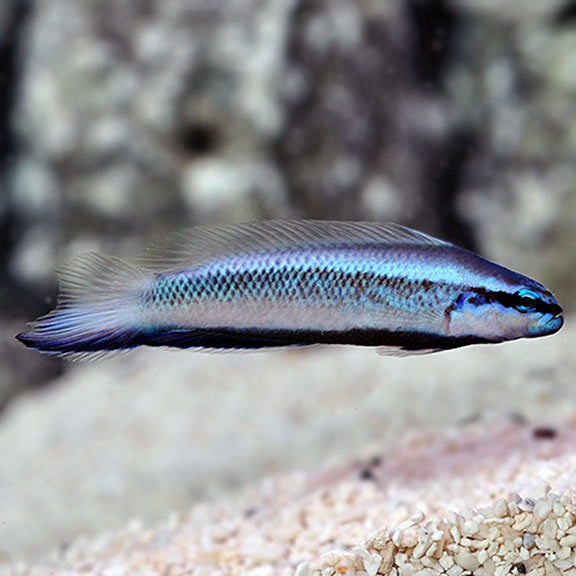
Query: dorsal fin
135,220,450,272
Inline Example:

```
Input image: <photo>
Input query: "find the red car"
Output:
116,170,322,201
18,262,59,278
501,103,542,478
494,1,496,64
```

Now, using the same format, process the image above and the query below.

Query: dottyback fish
16,220,563,359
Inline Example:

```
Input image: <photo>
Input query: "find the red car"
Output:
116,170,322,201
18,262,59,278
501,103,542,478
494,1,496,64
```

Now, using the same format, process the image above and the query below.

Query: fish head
448,281,563,342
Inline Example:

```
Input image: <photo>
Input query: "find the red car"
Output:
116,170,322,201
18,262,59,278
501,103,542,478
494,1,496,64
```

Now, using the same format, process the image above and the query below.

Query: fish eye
515,289,540,313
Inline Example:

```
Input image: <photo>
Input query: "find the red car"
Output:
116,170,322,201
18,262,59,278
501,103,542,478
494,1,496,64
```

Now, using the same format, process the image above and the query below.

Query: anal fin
376,346,442,357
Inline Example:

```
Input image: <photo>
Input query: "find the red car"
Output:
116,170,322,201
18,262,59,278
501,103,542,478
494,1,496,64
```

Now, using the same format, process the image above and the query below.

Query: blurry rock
275,0,464,236
0,0,14,40
0,0,44,321
0,318,572,559
12,0,295,291
455,0,566,21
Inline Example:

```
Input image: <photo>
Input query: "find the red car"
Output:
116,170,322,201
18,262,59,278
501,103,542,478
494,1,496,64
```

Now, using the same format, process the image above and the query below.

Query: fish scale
148,251,471,320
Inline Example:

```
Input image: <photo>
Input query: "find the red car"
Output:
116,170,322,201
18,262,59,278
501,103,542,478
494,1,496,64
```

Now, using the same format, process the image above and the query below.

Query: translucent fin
136,220,450,272
57,253,147,304
377,346,443,357
16,253,149,359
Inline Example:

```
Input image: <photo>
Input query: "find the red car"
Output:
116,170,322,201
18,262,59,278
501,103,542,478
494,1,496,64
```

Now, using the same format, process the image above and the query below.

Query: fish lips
529,310,564,337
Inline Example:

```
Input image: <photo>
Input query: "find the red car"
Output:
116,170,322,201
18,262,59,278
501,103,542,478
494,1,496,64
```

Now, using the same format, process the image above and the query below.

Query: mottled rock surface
10,0,299,293
0,0,15,40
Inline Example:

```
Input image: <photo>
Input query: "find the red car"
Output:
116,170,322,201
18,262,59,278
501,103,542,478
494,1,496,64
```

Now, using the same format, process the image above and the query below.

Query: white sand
3,419,576,575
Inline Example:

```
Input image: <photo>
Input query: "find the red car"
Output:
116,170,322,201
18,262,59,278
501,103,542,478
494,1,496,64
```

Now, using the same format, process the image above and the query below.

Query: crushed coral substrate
4,419,576,575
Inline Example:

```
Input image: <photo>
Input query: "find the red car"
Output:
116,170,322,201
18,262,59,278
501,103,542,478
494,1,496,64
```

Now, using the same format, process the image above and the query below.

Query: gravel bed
3,419,576,575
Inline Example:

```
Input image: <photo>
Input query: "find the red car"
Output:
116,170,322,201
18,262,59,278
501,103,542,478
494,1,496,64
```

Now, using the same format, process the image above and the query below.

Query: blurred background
1,0,576,563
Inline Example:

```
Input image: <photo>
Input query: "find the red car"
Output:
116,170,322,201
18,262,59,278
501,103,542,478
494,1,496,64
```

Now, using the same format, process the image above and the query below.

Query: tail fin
16,253,149,360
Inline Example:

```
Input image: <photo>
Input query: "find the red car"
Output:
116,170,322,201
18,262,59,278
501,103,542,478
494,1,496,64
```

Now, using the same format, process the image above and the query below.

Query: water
0,0,574,567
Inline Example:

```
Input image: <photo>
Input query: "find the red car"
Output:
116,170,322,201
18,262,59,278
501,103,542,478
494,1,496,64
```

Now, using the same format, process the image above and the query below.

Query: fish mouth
542,311,564,335
526,309,563,338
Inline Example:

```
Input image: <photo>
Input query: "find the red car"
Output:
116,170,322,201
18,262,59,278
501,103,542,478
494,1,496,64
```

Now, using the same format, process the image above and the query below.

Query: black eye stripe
466,288,562,316
478,289,562,316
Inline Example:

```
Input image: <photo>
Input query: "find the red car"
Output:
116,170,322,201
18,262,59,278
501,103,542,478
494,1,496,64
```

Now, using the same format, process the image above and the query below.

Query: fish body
16,220,563,359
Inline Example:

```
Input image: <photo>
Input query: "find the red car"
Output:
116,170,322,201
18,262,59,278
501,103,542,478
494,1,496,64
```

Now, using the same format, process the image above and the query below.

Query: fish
16,220,563,359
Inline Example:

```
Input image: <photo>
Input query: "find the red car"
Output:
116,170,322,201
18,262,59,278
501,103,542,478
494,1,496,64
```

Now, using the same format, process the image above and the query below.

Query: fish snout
533,310,564,336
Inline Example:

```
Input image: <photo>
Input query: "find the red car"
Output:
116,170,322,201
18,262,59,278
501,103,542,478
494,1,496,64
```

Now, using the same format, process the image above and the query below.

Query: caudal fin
16,253,149,360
